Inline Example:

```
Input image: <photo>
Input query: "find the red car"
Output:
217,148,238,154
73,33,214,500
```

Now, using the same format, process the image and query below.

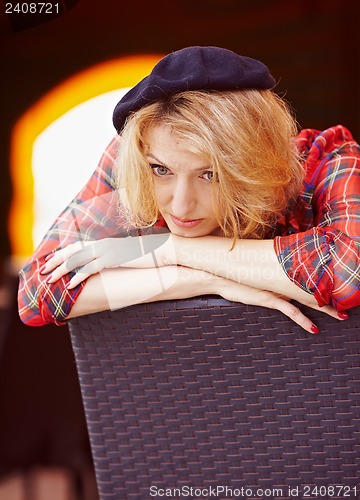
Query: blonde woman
18,46,360,334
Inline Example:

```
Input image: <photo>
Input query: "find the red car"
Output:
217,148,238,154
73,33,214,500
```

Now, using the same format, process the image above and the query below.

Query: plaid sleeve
18,135,123,326
274,126,360,311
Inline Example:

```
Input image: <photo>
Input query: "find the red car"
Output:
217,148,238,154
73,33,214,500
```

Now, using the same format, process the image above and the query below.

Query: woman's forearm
66,265,218,319
62,238,342,333
66,254,342,334
173,236,316,304
42,234,302,304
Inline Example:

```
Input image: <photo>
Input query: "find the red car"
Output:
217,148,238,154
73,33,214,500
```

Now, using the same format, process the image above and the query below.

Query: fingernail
45,253,55,262
311,325,319,335
45,274,53,283
39,264,46,274
338,311,349,320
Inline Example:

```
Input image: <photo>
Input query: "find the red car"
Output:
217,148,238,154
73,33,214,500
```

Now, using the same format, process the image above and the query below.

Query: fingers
45,261,71,283
219,281,320,335
66,246,99,272
267,296,349,334
66,258,107,288
41,240,123,288
40,242,94,285
298,300,350,324
45,258,103,288
313,304,349,322
263,294,320,335
41,242,85,274
40,235,172,287
66,269,92,289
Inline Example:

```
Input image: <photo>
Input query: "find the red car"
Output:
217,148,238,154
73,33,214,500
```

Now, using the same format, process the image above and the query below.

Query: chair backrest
68,298,360,500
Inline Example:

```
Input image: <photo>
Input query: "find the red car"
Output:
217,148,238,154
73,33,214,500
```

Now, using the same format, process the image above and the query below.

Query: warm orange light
9,54,162,260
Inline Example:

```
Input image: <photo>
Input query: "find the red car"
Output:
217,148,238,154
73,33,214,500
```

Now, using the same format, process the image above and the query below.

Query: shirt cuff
273,227,334,307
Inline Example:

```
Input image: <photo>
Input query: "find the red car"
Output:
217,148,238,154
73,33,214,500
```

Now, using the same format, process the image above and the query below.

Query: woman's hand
40,234,174,288
215,277,344,335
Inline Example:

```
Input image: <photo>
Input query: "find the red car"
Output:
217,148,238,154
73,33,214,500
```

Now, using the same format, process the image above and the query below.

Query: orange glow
9,54,162,260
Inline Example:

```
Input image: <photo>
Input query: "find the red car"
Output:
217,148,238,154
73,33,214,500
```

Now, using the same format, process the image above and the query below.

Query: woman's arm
41,230,343,332
66,264,326,334
39,235,336,333
275,126,360,311
171,236,311,300
48,232,342,310
18,136,121,326
67,265,217,318
161,234,347,325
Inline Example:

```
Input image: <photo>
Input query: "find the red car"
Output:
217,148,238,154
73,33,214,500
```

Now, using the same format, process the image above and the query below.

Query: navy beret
113,46,276,133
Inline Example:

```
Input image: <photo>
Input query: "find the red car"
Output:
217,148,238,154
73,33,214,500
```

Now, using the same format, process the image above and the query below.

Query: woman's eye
150,164,170,176
201,170,214,182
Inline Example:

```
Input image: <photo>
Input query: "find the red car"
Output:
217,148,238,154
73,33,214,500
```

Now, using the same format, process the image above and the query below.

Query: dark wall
1,0,359,262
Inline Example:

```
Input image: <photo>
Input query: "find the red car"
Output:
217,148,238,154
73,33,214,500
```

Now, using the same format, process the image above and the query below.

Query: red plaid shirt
18,125,360,326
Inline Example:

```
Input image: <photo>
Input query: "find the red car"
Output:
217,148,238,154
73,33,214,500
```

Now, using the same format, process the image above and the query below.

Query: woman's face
145,125,221,237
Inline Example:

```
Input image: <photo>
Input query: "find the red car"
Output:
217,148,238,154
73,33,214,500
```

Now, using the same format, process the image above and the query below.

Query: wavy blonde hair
115,89,304,240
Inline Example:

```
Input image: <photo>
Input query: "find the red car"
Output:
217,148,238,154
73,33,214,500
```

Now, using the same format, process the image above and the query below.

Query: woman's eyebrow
147,153,170,168
147,153,211,172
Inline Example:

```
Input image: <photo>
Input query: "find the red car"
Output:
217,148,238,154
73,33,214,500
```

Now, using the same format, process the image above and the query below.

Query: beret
113,46,276,133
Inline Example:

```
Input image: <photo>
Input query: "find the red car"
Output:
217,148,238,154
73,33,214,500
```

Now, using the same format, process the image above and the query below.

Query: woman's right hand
214,276,344,335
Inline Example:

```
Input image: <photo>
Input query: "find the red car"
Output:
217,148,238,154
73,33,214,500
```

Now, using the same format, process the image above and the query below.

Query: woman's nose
171,179,196,217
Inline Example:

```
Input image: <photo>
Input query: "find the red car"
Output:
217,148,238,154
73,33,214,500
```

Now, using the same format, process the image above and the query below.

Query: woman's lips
170,214,204,228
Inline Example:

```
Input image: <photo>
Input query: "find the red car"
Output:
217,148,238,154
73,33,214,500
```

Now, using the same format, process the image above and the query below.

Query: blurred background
0,0,359,498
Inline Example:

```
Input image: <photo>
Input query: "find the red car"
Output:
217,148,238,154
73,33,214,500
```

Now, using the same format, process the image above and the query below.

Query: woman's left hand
41,234,176,288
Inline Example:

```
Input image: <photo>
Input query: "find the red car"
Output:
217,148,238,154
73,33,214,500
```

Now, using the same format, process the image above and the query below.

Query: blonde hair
116,89,304,240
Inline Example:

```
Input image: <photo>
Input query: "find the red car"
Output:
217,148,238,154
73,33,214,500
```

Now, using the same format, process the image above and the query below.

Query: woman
18,46,360,334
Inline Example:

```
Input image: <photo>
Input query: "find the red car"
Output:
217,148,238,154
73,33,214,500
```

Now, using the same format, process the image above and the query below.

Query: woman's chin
171,227,201,237
169,224,220,238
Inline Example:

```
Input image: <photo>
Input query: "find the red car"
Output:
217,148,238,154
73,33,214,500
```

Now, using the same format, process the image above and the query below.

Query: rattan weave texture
69,298,360,500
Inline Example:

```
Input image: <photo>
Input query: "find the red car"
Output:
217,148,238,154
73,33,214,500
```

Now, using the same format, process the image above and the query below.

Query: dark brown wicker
68,298,360,500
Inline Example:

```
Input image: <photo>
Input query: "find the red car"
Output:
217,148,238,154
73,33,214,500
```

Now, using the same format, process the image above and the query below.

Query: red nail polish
311,325,319,335
39,264,46,274
45,253,55,262
45,274,53,283
338,311,349,320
